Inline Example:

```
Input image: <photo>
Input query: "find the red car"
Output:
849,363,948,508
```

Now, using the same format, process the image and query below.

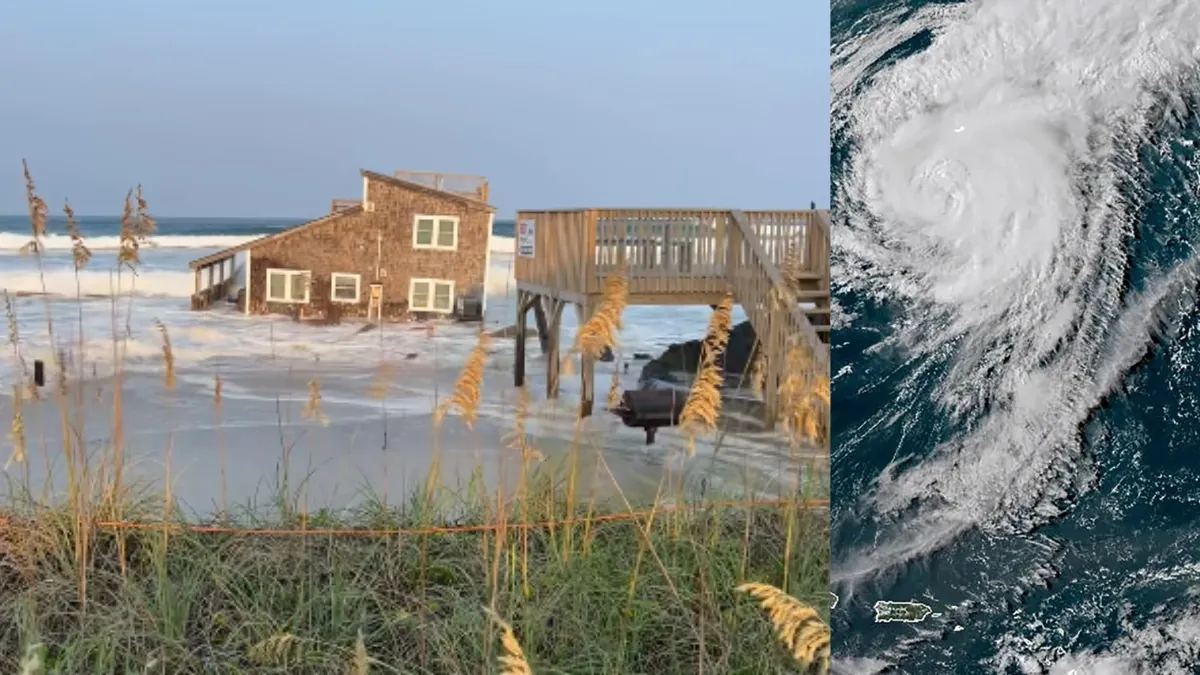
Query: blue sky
0,0,829,218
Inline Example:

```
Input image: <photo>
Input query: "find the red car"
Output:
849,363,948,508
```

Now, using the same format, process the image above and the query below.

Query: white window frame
412,215,459,251
408,277,455,314
330,272,362,303
265,268,311,304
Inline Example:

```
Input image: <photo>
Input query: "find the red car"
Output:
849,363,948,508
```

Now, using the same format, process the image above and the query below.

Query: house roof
188,205,363,269
188,169,496,270
359,170,496,212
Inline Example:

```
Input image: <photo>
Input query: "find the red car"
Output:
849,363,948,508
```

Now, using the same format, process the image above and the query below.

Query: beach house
188,170,495,322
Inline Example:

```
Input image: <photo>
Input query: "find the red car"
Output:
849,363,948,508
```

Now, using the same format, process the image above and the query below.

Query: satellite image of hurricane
831,0,1200,672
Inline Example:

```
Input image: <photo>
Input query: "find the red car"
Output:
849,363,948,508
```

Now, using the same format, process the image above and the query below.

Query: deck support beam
762,317,784,428
578,297,597,418
514,290,536,388
533,298,551,354
543,297,565,400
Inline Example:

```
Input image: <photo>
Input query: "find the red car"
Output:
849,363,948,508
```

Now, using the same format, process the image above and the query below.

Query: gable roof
188,205,363,269
188,169,495,270
361,170,496,212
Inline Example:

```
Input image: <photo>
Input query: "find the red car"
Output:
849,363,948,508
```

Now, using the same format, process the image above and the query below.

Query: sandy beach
2,247,822,514
2,350,818,514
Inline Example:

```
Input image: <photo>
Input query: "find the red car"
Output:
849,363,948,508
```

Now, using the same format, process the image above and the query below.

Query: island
872,600,934,623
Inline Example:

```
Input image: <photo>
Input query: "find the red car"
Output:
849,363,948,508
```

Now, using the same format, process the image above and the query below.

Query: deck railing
331,199,361,213
513,209,826,297
512,207,829,423
394,171,489,202
727,210,830,419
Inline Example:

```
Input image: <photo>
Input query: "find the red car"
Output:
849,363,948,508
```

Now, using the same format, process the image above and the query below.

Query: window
409,278,455,313
330,273,361,303
413,215,459,251
265,268,310,303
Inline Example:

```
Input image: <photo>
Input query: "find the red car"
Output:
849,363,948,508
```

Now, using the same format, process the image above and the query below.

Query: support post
762,316,782,428
514,291,528,387
532,297,551,354
545,298,565,399
578,297,596,418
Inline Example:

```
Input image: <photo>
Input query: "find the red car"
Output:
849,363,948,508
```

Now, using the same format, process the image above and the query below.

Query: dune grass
1,479,828,673
0,166,831,674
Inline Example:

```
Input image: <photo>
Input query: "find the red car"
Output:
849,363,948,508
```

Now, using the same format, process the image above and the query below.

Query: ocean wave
832,0,1200,585
0,269,203,298
0,232,265,252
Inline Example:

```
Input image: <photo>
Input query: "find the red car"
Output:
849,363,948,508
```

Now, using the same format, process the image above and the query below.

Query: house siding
245,175,492,321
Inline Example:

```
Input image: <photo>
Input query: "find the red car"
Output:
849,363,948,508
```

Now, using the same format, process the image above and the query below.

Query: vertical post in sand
578,297,596,418
545,297,565,399
532,297,551,353
514,290,528,387
763,316,783,429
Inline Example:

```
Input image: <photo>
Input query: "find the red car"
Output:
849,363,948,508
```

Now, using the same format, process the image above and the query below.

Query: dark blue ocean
832,0,1200,672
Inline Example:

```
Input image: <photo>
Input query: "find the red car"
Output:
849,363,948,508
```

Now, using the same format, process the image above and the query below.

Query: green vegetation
1,480,828,673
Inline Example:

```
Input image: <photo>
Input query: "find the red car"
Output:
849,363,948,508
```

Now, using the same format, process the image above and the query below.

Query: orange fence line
87,498,829,538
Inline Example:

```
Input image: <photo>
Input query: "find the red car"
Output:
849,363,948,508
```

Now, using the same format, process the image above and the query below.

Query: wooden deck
511,208,830,426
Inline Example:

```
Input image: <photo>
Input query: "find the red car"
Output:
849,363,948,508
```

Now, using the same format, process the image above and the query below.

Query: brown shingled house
189,170,496,322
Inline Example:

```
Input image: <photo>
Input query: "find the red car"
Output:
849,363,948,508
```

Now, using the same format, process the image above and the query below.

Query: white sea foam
0,232,266,252
832,0,1200,587
0,268,204,298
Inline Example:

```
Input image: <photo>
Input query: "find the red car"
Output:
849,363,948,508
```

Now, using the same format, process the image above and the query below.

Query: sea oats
302,380,329,426
63,200,91,270
779,342,829,447
154,320,176,390
118,190,137,268
436,330,489,428
118,186,156,269
679,294,734,453
748,346,766,397
606,357,623,410
504,385,543,463
248,633,304,665
22,160,48,240
562,267,629,378
782,242,805,292
350,629,369,674
736,582,831,673
483,607,534,674
8,383,26,467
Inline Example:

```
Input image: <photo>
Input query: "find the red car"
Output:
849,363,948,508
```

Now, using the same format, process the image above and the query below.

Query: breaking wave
0,269,207,298
832,0,1200,585
0,232,265,252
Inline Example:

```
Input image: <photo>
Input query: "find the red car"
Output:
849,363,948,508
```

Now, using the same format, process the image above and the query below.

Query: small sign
517,218,536,258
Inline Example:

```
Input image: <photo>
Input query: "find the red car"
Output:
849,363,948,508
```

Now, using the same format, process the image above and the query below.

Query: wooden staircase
727,211,830,424
791,273,832,346
512,207,830,427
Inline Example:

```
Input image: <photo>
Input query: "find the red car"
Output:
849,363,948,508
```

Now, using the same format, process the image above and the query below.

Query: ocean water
832,0,1200,672
0,213,810,513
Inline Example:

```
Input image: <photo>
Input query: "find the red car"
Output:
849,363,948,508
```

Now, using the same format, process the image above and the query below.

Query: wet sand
1,346,822,515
